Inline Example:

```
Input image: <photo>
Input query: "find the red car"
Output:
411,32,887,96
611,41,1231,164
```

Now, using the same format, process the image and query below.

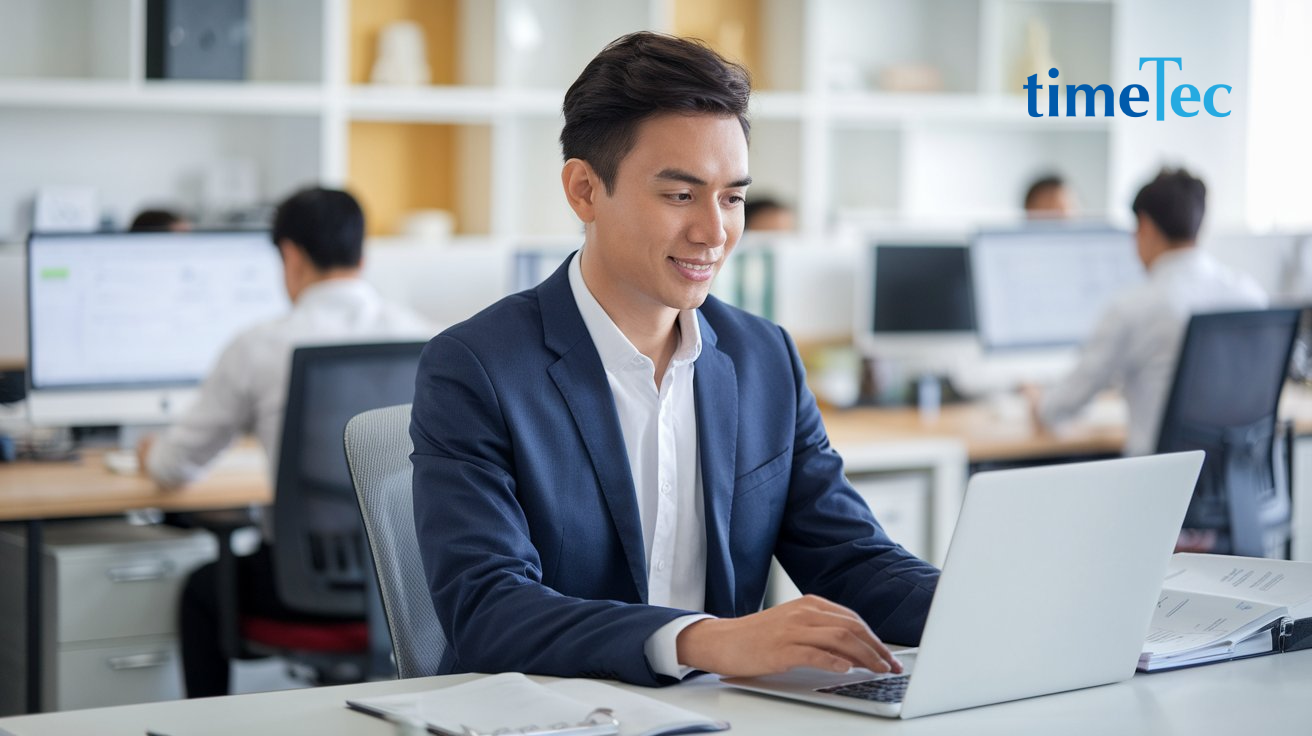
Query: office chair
1155,309,1301,558
345,403,447,679
210,342,427,684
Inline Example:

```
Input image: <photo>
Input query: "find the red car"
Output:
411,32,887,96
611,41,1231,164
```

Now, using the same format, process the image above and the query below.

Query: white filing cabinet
0,520,215,714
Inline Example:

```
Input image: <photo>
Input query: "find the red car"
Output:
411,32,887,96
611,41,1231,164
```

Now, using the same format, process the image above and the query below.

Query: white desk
2,652,1310,736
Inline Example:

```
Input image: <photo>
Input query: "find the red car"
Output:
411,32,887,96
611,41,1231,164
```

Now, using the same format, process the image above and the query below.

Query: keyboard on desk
816,674,911,704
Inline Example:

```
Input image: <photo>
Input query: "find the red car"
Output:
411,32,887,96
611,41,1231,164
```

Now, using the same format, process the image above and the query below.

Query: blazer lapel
538,254,649,602
694,312,738,616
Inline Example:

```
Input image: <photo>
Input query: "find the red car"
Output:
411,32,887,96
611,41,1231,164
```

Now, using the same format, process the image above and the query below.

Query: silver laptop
725,452,1204,719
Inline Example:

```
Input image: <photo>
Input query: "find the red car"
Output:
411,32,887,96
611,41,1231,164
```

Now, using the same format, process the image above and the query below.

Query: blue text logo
1024,58,1231,120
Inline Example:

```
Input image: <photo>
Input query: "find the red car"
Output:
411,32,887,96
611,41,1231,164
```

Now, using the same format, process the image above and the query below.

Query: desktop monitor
869,243,976,336
970,226,1142,351
854,239,980,393
26,230,290,426
1201,231,1312,303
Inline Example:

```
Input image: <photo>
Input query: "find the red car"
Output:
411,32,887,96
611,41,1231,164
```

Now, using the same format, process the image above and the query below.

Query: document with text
1139,554,1312,671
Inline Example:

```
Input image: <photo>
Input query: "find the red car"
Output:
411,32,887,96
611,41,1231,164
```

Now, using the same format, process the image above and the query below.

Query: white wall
1111,0,1252,227
1246,0,1312,231
0,242,25,363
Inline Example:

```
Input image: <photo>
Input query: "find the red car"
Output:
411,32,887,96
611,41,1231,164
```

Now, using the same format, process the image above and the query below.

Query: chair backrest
273,342,427,616
344,403,447,679
1155,308,1301,556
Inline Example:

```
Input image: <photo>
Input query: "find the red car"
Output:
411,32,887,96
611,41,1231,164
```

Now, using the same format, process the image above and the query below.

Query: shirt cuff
645,614,716,680
146,439,198,490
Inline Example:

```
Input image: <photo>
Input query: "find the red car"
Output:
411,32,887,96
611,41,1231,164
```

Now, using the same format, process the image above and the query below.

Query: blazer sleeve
410,335,691,686
771,327,941,645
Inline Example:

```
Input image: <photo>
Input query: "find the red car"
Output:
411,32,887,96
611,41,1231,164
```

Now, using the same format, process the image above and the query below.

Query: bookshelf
0,0,1253,246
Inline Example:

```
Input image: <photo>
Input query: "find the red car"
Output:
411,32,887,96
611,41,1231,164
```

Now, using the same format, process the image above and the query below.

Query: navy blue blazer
411,254,939,686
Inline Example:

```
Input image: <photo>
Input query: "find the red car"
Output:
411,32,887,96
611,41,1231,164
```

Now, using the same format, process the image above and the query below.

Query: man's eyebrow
654,168,753,189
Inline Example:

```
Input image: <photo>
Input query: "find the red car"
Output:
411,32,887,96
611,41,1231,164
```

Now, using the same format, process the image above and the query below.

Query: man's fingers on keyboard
794,627,889,674
788,645,855,674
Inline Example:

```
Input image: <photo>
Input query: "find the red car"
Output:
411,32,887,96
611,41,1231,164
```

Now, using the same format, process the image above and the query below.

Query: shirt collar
1148,246,1207,279
568,251,703,373
294,277,375,308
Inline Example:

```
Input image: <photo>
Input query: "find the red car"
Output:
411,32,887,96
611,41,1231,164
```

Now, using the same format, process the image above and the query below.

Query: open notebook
1139,554,1312,671
346,673,728,736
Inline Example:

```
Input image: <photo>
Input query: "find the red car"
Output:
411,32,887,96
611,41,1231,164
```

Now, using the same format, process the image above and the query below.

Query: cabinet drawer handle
106,652,170,670
106,562,172,583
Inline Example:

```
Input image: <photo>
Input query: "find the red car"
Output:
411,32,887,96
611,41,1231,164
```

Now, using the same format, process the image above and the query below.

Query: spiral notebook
346,673,729,736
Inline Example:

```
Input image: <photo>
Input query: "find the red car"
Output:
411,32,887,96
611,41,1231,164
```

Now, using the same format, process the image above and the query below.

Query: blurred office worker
1023,174,1076,219
743,196,795,231
139,187,432,697
1030,168,1267,457
410,32,939,688
129,208,192,232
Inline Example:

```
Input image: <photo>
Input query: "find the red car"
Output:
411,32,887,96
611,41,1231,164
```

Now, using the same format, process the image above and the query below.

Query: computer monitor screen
26,230,289,425
871,244,975,334
971,227,1142,350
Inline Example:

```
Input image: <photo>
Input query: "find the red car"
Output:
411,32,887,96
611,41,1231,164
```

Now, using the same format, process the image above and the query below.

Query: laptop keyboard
816,674,911,703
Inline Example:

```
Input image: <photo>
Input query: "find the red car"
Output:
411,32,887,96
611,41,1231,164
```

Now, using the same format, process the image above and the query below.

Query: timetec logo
1024,58,1232,120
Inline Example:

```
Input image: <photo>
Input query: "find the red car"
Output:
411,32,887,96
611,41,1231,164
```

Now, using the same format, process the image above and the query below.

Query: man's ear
278,239,307,267
562,158,603,224
278,239,311,279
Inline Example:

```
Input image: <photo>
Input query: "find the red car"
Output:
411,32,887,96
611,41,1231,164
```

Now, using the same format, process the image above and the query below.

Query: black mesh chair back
273,341,428,616
1156,309,1300,557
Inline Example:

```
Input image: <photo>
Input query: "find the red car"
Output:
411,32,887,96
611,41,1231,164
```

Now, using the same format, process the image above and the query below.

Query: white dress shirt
147,278,433,491
568,254,711,679
1039,247,1267,456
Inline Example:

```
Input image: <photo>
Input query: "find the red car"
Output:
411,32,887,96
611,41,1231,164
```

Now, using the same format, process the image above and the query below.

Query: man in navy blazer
411,32,940,687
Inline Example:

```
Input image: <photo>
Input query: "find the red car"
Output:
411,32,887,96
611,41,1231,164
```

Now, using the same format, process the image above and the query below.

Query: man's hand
675,594,902,677
136,435,155,477
1019,383,1046,432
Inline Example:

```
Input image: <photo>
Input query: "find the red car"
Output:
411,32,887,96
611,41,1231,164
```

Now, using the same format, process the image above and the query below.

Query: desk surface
1,652,1309,736
826,383,1312,464
0,448,271,521
823,400,1126,463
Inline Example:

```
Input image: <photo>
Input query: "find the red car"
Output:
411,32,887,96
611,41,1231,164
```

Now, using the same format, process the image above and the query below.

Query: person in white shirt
138,187,432,697
1028,169,1266,553
1030,168,1267,454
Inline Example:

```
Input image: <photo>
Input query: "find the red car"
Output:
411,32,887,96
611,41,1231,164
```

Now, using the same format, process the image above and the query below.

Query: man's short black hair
743,197,786,228
1132,168,1207,244
560,32,752,195
1023,175,1066,210
129,209,185,232
271,187,365,270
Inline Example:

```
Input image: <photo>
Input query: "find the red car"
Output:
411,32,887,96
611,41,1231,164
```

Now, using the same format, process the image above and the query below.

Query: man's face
585,113,750,314
1026,186,1074,219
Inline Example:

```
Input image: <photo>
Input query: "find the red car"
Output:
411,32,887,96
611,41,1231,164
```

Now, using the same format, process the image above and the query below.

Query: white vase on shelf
1015,18,1058,103
371,21,430,86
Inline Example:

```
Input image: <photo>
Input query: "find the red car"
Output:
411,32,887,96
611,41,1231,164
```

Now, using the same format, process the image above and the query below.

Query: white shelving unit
0,0,1253,247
